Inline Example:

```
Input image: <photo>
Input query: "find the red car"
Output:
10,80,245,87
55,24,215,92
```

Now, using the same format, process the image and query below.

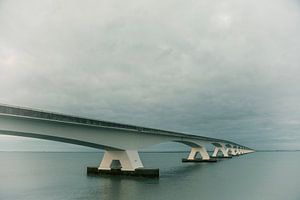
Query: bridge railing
0,104,183,136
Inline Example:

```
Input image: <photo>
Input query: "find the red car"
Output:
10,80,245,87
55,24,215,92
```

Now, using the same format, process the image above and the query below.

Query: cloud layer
1,0,300,150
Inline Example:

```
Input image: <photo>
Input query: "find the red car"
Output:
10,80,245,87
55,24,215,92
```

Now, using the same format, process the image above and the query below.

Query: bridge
0,104,254,177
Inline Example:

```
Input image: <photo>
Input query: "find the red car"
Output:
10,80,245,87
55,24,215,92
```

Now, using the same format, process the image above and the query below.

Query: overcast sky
0,0,300,151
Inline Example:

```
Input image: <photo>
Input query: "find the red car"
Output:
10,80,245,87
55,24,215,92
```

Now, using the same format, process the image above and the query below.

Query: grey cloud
0,0,300,150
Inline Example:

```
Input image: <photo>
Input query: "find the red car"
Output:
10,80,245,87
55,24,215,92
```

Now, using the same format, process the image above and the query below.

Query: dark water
0,152,299,200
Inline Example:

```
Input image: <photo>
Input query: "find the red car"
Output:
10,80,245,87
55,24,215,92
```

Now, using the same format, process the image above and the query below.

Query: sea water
0,152,299,200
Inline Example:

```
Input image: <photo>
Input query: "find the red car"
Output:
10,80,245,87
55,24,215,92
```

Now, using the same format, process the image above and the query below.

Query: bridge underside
0,130,120,150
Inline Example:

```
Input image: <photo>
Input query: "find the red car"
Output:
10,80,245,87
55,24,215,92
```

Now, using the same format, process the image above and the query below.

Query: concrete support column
240,149,244,155
212,147,219,157
226,148,230,155
99,150,143,171
212,146,229,157
229,148,237,156
187,146,210,160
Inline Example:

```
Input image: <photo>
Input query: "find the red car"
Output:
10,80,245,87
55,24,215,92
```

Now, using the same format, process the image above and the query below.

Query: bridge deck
0,104,244,148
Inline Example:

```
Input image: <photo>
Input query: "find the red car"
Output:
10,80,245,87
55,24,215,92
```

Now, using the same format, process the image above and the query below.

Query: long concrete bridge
0,104,254,177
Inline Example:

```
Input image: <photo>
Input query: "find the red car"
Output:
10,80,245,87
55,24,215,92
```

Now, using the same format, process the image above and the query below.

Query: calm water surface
0,152,299,200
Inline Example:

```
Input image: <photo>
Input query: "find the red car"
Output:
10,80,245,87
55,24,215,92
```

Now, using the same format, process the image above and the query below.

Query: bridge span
0,104,254,177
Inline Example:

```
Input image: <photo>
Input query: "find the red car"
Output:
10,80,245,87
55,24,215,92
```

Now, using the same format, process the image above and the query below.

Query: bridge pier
229,147,246,156
211,143,231,158
87,150,159,178
99,150,143,171
228,148,237,156
182,147,217,162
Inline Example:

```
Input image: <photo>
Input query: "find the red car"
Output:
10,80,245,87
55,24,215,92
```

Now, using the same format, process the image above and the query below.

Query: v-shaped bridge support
182,146,217,162
99,150,143,171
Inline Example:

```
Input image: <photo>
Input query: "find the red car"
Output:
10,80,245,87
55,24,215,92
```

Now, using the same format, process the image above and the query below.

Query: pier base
211,156,232,159
87,167,159,178
182,158,217,163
